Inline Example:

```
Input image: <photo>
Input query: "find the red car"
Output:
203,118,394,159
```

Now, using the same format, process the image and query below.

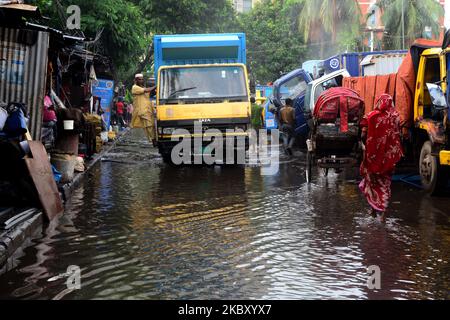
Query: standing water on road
0,130,449,300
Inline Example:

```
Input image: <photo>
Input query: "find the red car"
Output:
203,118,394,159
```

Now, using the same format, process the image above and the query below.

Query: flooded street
0,129,449,300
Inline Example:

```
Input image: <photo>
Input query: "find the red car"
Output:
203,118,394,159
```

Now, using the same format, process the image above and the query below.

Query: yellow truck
154,34,251,164
412,39,450,194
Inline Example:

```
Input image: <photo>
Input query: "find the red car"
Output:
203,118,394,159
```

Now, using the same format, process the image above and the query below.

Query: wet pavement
0,129,449,300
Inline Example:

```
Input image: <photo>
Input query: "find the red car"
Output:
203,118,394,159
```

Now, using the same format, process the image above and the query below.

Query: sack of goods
74,156,85,173
2,103,29,138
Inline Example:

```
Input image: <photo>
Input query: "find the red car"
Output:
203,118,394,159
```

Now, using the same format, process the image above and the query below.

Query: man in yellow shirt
131,73,157,146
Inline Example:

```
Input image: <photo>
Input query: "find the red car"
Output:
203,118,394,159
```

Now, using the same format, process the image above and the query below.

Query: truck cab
414,47,450,193
304,69,351,113
270,68,349,146
153,34,251,164
270,69,312,143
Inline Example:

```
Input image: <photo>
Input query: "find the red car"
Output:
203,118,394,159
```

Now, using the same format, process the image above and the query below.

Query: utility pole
401,0,405,50
370,29,374,52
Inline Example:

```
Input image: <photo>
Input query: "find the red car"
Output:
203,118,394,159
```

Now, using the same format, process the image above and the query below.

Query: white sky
446,0,450,29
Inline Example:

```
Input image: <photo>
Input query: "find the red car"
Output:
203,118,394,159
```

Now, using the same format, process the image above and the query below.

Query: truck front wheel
162,152,173,165
159,146,175,165
419,141,448,195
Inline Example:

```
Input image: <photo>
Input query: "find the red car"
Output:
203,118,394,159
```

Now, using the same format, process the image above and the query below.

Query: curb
0,129,130,276
61,129,131,201
0,211,44,275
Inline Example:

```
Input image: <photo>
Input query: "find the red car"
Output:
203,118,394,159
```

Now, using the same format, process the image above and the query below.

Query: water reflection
0,130,448,300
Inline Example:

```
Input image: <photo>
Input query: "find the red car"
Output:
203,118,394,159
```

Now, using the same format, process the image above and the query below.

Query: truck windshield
159,66,248,104
278,76,308,103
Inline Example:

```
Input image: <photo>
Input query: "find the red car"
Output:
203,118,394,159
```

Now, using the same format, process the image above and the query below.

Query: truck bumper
439,150,450,166
158,134,250,152
159,132,249,140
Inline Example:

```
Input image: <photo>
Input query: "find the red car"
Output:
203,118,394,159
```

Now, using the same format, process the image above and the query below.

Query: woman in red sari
359,94,404,222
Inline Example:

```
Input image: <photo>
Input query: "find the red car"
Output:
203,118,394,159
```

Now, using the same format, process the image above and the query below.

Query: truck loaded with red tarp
343,38,450,195
343,39,442,135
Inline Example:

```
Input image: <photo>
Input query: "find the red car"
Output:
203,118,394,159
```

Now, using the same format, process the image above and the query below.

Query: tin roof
0,3,38,11
0,2,41,17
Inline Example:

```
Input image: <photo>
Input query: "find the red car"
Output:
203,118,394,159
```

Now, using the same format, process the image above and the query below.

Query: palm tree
377,0,445,49
292,0,362,57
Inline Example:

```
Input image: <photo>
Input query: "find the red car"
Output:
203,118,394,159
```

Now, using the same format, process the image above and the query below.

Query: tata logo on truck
198,119,212,123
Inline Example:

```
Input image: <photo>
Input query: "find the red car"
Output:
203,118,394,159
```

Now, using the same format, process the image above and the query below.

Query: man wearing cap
131,73,157,146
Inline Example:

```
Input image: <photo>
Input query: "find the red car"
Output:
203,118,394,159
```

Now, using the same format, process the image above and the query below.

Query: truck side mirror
426,83,448,109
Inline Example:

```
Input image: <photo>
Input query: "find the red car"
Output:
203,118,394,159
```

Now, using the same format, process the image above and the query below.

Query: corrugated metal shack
0,3,115,143
0,3,48,140
1,3,116,273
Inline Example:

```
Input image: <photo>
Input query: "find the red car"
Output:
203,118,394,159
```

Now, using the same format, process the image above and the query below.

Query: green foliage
138,0,238,34
28,0,237,81
125,89,133,104
377,0,445,50
29,0,147,81
288,0,362,56
30,0,372,84
238,0,308,84
133,0,238,83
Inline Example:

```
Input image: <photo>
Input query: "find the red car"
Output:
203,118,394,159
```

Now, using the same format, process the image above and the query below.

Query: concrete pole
401,0,405,49
371,29,374,52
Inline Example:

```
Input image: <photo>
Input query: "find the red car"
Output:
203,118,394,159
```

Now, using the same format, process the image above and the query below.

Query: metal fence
0,26,49,140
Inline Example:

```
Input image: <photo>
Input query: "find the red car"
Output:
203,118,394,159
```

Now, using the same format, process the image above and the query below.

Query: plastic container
64,120,74,130
0,107,7,131
51,155,76,184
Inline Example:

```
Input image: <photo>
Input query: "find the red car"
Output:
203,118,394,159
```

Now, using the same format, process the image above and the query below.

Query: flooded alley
0,130,449,300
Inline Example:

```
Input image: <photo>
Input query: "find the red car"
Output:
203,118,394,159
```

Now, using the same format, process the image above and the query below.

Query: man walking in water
279,98,296,156
131,73,157,146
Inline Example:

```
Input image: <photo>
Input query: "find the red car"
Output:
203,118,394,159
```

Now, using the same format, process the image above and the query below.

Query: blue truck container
323,50,408,77
153,33,246,81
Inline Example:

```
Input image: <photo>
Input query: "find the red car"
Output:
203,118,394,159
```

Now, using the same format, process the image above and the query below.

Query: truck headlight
163,128,176,134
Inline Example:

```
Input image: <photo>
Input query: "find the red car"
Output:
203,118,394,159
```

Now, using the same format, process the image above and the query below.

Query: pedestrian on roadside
116,97,125,129
279,98,296,156
251,97,264,148
359,94,404,223
131,73,157,146
126,103,133,124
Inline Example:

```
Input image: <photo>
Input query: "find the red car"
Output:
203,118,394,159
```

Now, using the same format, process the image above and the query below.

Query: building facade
357,0,446,50
232,0,256,13
357,0,446,32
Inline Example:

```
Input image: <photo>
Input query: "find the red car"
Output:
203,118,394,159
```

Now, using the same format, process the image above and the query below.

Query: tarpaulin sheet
313,87,364,133
343,53,414,128
394,53,415,128
343,75,395,115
